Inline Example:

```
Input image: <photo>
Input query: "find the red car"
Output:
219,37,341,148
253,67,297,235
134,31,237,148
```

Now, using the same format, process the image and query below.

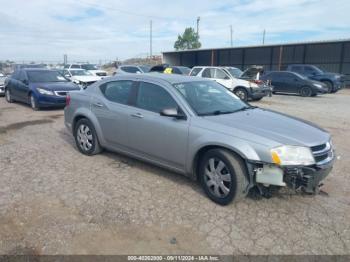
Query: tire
234,87,248,102
29,93,39,111
322,80,333,93
5,89,13,103
74,118,102,155
199,149,248,205
300,86,313,97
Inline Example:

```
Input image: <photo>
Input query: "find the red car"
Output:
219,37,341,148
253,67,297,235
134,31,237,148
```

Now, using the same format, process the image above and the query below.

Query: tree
174,27,201,50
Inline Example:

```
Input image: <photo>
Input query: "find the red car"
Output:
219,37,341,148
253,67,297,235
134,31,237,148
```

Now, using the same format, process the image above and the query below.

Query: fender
71,107,107,146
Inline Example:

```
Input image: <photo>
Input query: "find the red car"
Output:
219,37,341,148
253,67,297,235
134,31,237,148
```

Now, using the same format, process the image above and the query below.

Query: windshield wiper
198,110,236,116
232,105,258,113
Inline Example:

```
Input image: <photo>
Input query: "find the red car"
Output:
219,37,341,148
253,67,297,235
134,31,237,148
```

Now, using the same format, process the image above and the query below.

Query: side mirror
22,79,28,85
160,108,186,120
136,71,142,74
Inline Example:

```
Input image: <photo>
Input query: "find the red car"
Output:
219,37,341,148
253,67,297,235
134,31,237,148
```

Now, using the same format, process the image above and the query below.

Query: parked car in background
64,64,108,78
261,71,328,97
149,64,169,73
62,69,101,89
0,73,6,96
287,64,345,93
64,74,335,205
190,66,270,101
5,69,80,110
164,66,191,75
114,65,152,75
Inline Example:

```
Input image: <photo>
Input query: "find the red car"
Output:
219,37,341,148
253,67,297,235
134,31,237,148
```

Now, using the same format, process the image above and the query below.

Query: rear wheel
234,87,248,102
74,118,102,155
300,86,313,97
199,149,248,205
5,89,13,103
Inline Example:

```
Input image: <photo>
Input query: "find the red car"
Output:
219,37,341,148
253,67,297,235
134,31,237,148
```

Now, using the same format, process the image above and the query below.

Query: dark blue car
5,69,80,110
287,64,345,93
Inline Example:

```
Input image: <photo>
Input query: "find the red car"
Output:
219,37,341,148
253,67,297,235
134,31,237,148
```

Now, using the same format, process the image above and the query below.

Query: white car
189,66,269,101
62,69,102,89
64,64,108,78
0,73,5,96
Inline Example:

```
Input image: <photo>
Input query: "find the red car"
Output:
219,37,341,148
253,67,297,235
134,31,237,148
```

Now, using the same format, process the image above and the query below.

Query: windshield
226,68,243,78
173,81,249,116
310,65,324,74
81,64,98,70
139,65,151,72
70,70,92,76
27,70,68,83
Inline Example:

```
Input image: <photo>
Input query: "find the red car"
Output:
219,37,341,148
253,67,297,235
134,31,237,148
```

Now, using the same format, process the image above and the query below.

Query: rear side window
190,68,202,76
100,80,134,105
71,64,81,69
136,82,178,113
202,68,215,78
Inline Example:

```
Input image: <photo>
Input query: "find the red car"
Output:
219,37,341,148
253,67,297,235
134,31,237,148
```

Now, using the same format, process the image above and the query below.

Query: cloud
53,7,104,22
0,0,349,62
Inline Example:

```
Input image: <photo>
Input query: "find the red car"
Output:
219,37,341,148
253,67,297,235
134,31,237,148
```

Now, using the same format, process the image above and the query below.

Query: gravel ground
0,90,349,255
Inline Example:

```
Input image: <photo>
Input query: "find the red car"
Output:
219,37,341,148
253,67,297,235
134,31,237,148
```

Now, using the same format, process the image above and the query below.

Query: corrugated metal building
162,39,350,85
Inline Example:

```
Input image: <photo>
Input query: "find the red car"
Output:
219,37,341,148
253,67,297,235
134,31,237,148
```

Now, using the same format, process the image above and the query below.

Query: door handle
93,102,104,108
131,113,144,119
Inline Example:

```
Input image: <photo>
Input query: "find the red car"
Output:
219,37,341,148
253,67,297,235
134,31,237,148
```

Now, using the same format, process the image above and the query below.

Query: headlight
271,146,315,166
313,83,322,88
37,87,54,96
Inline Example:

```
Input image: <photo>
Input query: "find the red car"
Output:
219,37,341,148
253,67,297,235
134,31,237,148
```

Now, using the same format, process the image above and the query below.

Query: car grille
54,91,68,97
311,142,333,165
96,72,107,76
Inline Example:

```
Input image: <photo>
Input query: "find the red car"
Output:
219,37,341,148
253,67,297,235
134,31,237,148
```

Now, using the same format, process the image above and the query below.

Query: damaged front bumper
248,151,335,194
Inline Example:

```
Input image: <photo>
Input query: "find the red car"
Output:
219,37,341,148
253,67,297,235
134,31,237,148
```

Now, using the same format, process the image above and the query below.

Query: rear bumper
249,86,271,99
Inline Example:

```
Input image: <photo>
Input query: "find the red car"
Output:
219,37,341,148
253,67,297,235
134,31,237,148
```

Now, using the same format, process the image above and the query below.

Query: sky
0,0,349,63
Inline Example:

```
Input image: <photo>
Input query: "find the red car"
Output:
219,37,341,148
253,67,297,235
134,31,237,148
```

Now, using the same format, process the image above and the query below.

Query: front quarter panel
186,123,272,175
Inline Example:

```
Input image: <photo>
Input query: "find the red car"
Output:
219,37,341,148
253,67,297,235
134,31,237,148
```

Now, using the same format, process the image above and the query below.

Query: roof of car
111,73,207,84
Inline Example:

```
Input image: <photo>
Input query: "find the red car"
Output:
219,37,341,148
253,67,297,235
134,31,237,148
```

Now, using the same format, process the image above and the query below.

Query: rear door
16,70,30,102
91,80,136,150
127,81,189,170
268,73,285,92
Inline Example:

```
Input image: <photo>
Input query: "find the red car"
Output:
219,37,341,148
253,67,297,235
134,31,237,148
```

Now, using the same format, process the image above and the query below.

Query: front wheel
199,149,248,205
322,81,333,93
300,86,313,97
234,87,248,102
30,94,39,110
5,89,13,103
74,118,102,155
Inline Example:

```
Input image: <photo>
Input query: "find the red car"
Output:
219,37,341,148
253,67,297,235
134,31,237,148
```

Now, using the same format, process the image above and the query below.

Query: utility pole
262,29,266,45
150,20,153,59
230,25,233,47
63,54,67,65
196,16,200,36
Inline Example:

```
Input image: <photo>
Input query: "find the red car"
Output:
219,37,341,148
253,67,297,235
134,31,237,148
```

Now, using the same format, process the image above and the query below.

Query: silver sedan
64,74,335,205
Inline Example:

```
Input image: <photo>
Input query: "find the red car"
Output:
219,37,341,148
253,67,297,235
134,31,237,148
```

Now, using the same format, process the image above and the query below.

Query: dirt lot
0,90,349,255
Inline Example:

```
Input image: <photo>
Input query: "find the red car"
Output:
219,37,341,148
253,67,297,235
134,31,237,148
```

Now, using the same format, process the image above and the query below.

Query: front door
214,68,233,90
128,81,189,170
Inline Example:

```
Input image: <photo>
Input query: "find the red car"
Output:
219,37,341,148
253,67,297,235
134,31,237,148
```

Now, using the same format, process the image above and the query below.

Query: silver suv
64,74,335,205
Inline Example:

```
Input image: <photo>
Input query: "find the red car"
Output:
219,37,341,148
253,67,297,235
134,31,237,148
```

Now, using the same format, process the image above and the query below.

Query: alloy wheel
204,158,232,198
77,124,93,151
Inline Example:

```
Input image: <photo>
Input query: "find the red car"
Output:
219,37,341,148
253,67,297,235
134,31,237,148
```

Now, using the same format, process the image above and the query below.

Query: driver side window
136,82,178,113
215,69,230,80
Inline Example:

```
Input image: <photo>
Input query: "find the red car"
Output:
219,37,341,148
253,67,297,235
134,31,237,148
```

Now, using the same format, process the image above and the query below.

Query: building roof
162,38,350,54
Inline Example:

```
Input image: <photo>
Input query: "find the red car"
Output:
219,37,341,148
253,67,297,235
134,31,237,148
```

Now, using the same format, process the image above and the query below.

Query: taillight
66,94,71,106
254,80,263,85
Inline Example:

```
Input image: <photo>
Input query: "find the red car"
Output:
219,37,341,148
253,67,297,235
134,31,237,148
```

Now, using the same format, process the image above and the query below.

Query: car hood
196,108,330,147
30,81,81,91
71,75,101,82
